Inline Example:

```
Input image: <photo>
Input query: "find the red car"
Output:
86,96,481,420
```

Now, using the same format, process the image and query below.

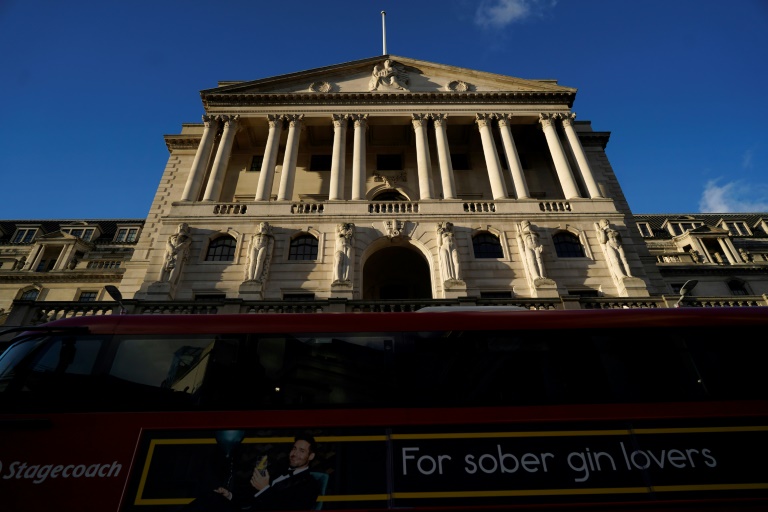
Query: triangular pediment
202,55,575,101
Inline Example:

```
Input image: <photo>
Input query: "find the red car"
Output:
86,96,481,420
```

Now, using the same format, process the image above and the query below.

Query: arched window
553,232,585,258
206,235,236,261
289,234,318,260
727,279,748,296
20,288,40,301
473,232,503,258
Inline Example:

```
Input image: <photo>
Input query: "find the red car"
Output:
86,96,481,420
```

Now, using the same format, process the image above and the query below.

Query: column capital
539,113,557,128
217,114,240,125
202,115,217,126
411,113,429,128
559,112,576,126
284,114,304,127
266,114,283,128
431,113,449,127
350,113,369,127
496,113,513,127
332,114,348,128
475,113,494,128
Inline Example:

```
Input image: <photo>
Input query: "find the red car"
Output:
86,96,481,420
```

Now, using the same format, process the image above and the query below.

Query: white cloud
699,179,768,213
474,0,555,29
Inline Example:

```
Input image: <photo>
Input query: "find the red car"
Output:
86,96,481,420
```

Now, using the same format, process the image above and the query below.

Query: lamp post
675,280,698,308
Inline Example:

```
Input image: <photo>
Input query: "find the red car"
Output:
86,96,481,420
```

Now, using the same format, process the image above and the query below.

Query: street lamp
675,280,698,308
105,285,126,315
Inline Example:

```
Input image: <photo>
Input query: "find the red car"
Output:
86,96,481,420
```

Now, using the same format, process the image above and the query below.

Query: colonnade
180,112,603,203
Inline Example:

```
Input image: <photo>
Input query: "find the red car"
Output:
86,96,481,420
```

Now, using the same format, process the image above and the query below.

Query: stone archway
362,245,432,300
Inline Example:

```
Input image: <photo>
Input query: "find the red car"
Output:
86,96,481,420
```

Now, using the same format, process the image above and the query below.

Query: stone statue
520,220,545,280
595,219,632,279
333,223,355,283
159,223,192,285
368,59,408,91
245,222,274,283
438,222,461,282
13,256,26,270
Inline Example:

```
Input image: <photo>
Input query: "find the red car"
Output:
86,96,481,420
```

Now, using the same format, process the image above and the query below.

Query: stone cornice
202,91,575,109
579,131,611,149
164,135,202,152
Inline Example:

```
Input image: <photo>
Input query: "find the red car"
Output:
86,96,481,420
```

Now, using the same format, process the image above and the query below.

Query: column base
331,281,354,299
239,281,265,300
147,281,173,299
531,277,558,298
443,279,467,299
617,276,650,297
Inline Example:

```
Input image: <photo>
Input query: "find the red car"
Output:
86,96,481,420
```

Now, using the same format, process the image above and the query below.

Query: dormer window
667,222,702,236
62,228,95,241
12,228,38,244
720,220,751,236
115,227,140,243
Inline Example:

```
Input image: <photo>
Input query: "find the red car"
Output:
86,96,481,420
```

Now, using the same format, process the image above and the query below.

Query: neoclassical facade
1,55,766,326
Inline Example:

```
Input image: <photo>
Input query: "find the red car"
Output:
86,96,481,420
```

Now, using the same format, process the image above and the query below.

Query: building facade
2,55,767,328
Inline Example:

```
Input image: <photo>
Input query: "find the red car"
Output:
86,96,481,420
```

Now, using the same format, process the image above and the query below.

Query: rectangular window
249,155,264,172
726,221,750,236
479,291,513,299
637,223,653,237
283,293,316,301
64,228,95,241
12,228,37,244
310,154,332,171
78,291,98,302
115,228,139,243
376,154,403,171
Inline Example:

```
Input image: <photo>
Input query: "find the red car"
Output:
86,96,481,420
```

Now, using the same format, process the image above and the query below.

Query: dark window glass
78,291,98,302
376,154,403,170
206,236,236,262
480,291,512,299
289,235,318,260
553,232,585,258
284,293,316,301
249,155,264,172
310,155,332,171
20,289,40,301
473,233,504,258
373,190,407,201
728,280,748,296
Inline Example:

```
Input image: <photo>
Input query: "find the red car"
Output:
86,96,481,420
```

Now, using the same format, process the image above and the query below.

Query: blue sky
1,0,767,219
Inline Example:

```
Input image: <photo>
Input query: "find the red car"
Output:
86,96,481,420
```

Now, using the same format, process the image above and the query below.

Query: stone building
1,55,766,328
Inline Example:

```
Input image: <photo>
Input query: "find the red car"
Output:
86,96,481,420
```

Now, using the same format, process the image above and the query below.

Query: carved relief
384,219,404,239
368,59,409,91
308,81,333,93
446,80,472,92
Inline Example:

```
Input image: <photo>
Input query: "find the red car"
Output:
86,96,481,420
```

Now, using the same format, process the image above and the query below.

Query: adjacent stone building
2,55,766,327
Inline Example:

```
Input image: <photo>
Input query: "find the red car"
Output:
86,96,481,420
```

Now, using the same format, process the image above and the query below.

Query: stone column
560,113,602,198
412,114,435,200
351,114,368,200
181,115,218,201
496,114,530,199
717,238,738,264
432,114,457,200
276,114,303,201
539,113,580,199
475,114,508,199
203,115,240,201
329,114,348,201
254,115,283,201
25,245,44,272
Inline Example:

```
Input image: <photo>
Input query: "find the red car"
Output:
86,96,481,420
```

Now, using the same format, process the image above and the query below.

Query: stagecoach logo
0,459,122,484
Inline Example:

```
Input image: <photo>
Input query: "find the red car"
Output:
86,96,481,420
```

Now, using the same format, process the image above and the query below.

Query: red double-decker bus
1,307,766,511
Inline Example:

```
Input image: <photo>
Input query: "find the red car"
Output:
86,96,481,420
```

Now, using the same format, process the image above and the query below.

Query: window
373,190,407,201
249,155,264,172
12,228,37,244
284,293,316,301
20,289,40,301
115,228,139,243
727,280,748,296
553,232,585,258
568,289,600,298
722,221,751,236
637,223,653,237
310,155,332,171
668,222,701,236
206,235,236,262
195,293,226,301
289,234,318,260
63,228,95,241
472,233,504,258
450,153,470,170
78,291,98,302
376,154,403,170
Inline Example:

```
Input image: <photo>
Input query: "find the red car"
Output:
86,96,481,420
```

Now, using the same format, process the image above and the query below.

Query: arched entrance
362,245,432,300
